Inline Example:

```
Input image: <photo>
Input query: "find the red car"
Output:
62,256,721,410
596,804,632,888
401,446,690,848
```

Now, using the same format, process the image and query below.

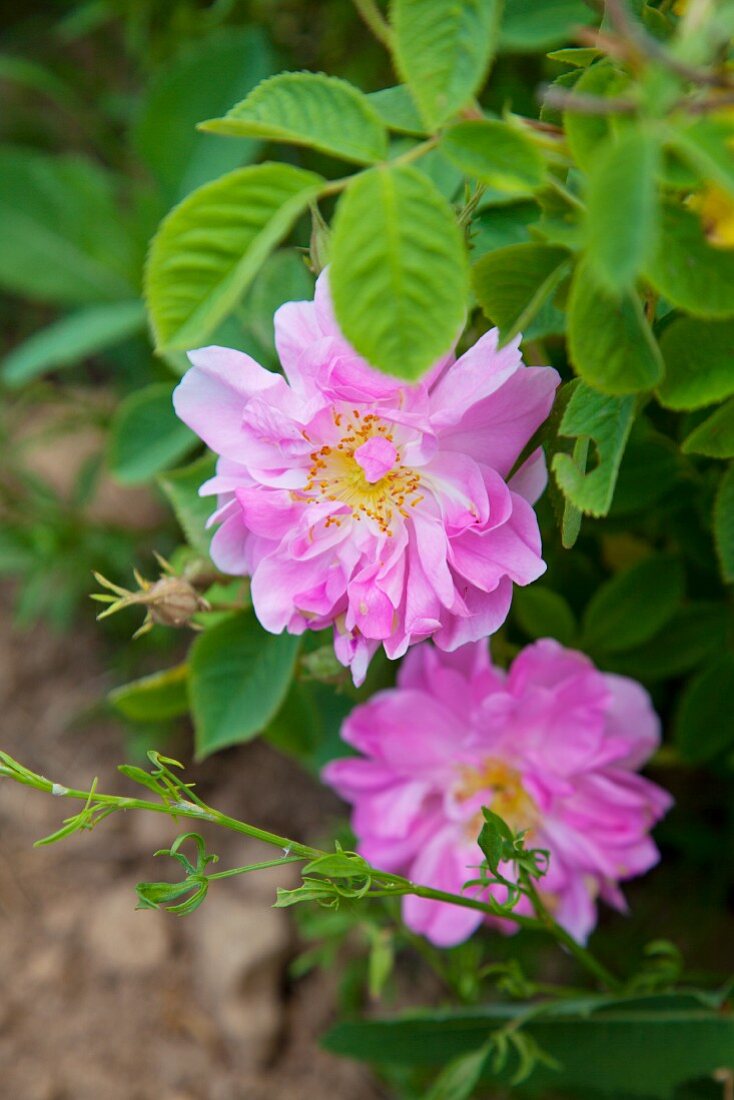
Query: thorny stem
2,757,622,992
352,0,393,50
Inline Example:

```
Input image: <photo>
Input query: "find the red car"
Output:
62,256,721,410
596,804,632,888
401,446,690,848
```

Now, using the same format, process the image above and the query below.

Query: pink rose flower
173,272,559,684
323,639,673,947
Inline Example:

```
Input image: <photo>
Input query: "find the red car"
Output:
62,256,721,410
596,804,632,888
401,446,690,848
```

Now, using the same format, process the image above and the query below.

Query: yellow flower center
455,757,538,837
293,410,423,535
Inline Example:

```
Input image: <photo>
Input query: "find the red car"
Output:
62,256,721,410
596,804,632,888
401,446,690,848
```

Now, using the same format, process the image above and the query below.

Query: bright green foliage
676,655,734,762
715,464,734,584
564,62,631,172
201,72,389,165
440,120,545,195
0,147,138,304
658,316,734,410
567,260,663,394
145,163,323,351
1,301,145,387
551,382,636,517
366,85,427,135
157,454,217,557
107,383,197,485
672,116,734,197
472,242,569,341
390,0,502,128
330,165,468,378
585,129,660,293
645,203,734,318
109,664,190,722
682,398,734,458
132,28,276,200
581,554,684,655
189,612,301,758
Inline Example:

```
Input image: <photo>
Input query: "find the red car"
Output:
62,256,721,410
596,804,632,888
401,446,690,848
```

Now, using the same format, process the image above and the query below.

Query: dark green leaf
512,587,577,645
424,1042,491,1100
473,242,569,341
145,162,323,352
391,0,503,129
682,398,734,458
585,129,660,293
581,554,684,654
714,464,734,584
189,612,300,758
201,71,388,165
244,249,314,360
132,28,275,200
440,120,546,194
330,164,468,379
157,453,217,557
658,317,734,411
567,260,663,394
604,604,728,682
323,994,734,1099
644,203,734,319
109,664,189,722
676,655,734,762
2,300,145,387
108,383,197,485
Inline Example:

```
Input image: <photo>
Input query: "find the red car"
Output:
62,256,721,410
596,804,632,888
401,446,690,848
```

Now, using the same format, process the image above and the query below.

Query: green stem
352,0,394,49
524,879,623,993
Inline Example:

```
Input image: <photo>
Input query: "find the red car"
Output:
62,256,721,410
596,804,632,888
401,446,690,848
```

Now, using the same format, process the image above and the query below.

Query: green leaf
330,164,468,379
391,0,503,129
676,655,734,762
477,808,513,874
603,603,728,683
244,249,314,359
109,664,189,722
512,587,577,646
644,202,734,318
585,129,660,293
472,242,569,341
564,62,631,173
0,146,137,305
501,0,596,52
108,383,198,485
682,398,734,458
567,260,663,394
658,316,734,411
2,300,146,387
714,464,734,584
440,120,546,195
201,71,388,166
671,116,734,197
323,994,734,1099
189,612,300,758
132,27,275,200
366,85,428,136
581,554,684,654
157,453,217,557
469,199,540,256
424,1043,491,1100
551,381,636,517
145,162,323,352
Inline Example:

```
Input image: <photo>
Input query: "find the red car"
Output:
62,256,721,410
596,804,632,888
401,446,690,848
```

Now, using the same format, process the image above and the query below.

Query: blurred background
1,3,733,1099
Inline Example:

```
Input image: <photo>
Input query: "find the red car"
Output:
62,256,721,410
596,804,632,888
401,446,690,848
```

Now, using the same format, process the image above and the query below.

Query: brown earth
0,591,384,1100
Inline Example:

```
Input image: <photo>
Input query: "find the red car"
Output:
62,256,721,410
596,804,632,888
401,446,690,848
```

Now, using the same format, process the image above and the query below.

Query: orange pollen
294,414,422,534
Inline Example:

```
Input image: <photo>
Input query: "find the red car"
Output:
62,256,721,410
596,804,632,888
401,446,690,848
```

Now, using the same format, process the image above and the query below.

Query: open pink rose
173,272,559,683
323,640,673,947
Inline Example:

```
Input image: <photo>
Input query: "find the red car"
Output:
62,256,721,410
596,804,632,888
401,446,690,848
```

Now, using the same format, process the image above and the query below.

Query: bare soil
0,590,383,1100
